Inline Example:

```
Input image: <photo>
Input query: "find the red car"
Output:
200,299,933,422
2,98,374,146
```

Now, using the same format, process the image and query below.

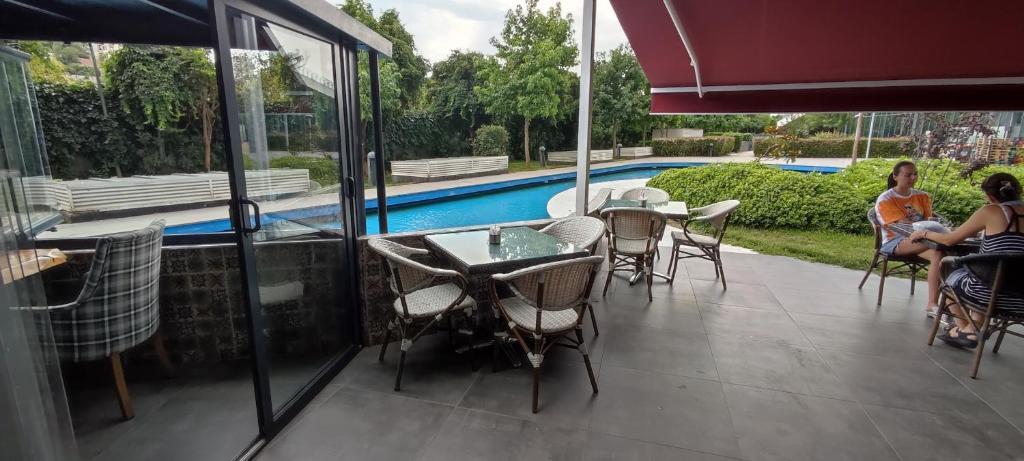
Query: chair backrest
867,208,883,250
493,256,604,313
50,220,165,362
367,238,462,318
585,188,613,217
540,216,606,254
619,187,671,203
600,207,667,254
958,252,1024,300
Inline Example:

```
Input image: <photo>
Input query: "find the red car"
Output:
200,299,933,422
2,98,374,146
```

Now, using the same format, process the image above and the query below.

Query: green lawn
722,225,875,272
506,159,564,173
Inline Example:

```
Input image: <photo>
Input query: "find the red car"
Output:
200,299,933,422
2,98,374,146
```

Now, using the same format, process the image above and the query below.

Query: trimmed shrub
754,137,912,158
472,125,509,157
651,136,735,157
269,155,340,186
706,132,752,152
647,159,1024,234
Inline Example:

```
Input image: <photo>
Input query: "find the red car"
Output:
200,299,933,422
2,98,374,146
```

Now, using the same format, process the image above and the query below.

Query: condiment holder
488,225,501,244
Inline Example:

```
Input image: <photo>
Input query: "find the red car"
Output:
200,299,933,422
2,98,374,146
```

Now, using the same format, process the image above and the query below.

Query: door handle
239,198,261,233
344,177,356,198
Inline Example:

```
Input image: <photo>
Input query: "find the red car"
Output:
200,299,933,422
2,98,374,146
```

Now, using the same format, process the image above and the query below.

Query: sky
335,0,629,65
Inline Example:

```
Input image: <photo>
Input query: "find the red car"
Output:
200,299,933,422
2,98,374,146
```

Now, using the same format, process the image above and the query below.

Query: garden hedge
472,125,509,157
268,155,340,187
646,159,1024,235
651,136,735,157
754,137,913,158
705,132,752,152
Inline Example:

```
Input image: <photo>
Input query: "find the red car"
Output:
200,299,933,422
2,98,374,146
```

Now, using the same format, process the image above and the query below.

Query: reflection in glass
229,11,352,411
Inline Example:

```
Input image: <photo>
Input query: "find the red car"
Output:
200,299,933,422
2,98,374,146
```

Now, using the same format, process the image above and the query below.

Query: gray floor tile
683,258,766,287
820,350,988,415
603,292,703,333
924,338,1024,429
458,359,599,430
417,408,587,461
771,286,928,325
583,432,741,461
690,280,784,311
335,333,479,405
791,313,933,359
699,303,811,347
589,366,740,458
259,387,452,461
864,403,1024,461
709,336,853,400
723,384,899,461
602,324,719,380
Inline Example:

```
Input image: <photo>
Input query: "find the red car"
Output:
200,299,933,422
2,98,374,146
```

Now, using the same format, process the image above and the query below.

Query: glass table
600,199,689,220
888,223,982,255
425,226,588,276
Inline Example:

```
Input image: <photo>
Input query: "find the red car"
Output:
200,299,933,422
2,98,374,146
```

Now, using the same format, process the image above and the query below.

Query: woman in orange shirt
874,161,943,316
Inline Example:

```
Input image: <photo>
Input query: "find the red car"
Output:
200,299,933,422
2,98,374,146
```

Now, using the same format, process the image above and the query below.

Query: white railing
30,169,310,213
390,156,508,181
619,147,653,158
547,149,614,163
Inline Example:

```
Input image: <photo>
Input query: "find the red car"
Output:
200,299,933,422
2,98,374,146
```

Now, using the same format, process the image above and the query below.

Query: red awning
609,0,1024,113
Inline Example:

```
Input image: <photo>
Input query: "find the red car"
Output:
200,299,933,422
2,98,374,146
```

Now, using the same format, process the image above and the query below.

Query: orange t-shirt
875,188,933,243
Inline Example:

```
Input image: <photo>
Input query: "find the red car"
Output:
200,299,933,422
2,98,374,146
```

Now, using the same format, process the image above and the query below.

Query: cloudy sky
338,0,629,65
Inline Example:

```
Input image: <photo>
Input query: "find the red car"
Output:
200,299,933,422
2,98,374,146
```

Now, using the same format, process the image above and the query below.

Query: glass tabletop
601,199,689,218
425,226,587,275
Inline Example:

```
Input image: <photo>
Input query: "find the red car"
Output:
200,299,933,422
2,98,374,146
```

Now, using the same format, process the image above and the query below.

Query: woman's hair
981,172,1021,203
887,160,916,189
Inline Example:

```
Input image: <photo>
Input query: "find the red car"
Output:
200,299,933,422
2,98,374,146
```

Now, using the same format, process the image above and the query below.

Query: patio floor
256,251,1024,461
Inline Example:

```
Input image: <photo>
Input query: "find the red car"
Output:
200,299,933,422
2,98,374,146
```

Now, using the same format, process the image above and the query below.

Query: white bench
619,147,653,158
390,156,508,183
547,149,614,163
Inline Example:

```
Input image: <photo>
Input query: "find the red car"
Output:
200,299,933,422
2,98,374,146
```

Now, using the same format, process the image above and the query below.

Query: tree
340,1,427,110
478,0,577,165
425,50,493,140
104,46,218,172
592,45,648,149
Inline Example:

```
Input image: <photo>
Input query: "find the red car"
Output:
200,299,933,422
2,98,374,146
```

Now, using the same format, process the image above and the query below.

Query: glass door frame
209,0,365,440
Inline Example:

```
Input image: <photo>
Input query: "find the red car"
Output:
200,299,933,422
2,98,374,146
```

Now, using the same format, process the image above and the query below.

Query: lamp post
616,143,622,159
539,145,547,168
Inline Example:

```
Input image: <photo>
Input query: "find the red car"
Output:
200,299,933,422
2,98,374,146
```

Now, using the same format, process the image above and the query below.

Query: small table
2,248,67,284
425,226,589,275
425,226,589,368
888,223,982,255
599,199,689,284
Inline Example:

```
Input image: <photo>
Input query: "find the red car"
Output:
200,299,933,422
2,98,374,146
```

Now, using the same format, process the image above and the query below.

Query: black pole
368,52,388,233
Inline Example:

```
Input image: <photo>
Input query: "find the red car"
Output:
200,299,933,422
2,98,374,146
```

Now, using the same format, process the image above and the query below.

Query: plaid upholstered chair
540,216,606,335
47,220,168,420
490,255,604,413
368,238,477,391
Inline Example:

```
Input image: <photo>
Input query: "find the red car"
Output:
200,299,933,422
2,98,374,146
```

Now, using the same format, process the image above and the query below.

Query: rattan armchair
367,238,477,391
491,255,604,413
928,253,1024,378
668,200,740,289
600,207,668,301
619,186,670,203
540,216,606,335
858,208,928,306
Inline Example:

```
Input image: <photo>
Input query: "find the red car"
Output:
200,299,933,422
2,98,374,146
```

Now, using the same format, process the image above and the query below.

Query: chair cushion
393,283,476,318
612,237,652,255
500,297,579,333
671,230,717,247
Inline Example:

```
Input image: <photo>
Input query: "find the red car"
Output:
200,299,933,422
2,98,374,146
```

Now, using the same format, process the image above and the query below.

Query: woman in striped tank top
910,173,1024,349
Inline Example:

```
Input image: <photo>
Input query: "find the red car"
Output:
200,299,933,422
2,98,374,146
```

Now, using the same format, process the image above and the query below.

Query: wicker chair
668,200,740,289
600,207,668,301
858,208,928,306
46,220,168,420
367,238,477,391
585,188,613,218
540,216,607,334
490,255,604,413
619,186,670,204
928,253,1024,378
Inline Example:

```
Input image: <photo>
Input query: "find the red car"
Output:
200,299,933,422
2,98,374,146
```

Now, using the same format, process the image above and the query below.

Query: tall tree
425,50,493,139
340,1,427,110
592,45,648,149
478,0,577,165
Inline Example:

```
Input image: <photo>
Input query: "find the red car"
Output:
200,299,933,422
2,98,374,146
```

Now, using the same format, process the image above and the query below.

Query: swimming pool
164,163,840,235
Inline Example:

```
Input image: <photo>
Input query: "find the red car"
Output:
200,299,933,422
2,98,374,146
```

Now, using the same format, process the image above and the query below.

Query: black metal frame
368,53,389,233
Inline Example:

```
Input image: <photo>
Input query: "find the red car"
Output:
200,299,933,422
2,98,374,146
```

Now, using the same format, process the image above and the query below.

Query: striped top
952,203,1024,313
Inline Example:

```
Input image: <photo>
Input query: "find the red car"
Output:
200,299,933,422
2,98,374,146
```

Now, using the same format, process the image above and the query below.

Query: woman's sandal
938,326,978,349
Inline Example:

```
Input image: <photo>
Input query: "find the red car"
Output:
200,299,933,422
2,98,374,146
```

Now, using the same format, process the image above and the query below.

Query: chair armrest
940,255,959,279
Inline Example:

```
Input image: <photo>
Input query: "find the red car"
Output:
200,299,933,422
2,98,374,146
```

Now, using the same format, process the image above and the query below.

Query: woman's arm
910,205,991,245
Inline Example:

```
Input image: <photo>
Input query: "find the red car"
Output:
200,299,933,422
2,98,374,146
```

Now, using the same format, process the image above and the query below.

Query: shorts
880,236,905,255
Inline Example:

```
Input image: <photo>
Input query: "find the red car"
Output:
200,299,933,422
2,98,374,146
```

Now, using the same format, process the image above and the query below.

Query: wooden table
2,248,67,284
888,223,982,255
